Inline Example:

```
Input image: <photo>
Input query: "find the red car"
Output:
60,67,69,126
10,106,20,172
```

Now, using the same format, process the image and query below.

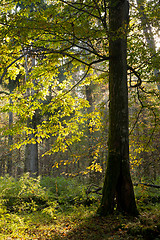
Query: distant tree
1,0,159,214
24,54,39,176
136,0,160,91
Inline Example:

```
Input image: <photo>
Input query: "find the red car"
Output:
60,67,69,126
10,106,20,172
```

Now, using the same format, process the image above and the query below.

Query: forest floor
1,203,160,240
0,176,160,239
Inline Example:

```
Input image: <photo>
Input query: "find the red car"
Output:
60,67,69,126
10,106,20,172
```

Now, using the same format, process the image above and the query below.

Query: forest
0,0,160,239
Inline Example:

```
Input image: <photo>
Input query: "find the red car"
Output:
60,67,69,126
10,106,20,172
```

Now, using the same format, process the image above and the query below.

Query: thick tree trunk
98,0,138,216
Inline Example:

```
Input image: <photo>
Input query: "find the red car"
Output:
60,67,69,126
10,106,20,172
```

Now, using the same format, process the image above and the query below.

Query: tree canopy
0,0,159,215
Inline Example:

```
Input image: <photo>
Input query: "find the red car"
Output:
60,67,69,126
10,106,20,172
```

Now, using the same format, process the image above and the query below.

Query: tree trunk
25,138,38,176
7,98,13,176
98,0,138,216
136,0,160,91
24,54,39,176
85,84,95,181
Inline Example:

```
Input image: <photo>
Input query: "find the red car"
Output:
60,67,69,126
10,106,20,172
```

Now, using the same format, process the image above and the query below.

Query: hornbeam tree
97,0,138,216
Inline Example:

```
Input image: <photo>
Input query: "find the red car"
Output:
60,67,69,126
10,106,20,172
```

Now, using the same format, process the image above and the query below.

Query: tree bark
98,0,138,216
7,97,13,176
25,138,38,176
136,0,160,92
85,84,95,181
24,55,39,177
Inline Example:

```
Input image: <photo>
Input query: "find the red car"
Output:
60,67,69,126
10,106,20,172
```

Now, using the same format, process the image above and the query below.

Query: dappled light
0,0,159,238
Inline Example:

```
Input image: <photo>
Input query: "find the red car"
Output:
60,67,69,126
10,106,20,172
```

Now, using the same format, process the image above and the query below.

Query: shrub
0,173,48,213
40,176,86,205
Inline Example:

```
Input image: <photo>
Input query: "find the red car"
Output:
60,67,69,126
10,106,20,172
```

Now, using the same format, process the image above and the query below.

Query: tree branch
127,65,142,87
134,183,160,188
0,91,10,95
0,53,26,84
129,107,143,135
60,0,102,20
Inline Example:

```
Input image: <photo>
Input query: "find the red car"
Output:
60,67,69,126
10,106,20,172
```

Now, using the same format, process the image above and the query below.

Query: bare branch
60,0,102,20
129,107,143,135
127,65,142,87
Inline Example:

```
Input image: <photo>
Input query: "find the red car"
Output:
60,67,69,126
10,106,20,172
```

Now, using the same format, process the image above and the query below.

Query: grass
0,175,160,239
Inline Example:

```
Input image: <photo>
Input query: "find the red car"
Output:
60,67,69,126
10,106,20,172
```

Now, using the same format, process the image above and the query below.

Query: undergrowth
0,174,159,240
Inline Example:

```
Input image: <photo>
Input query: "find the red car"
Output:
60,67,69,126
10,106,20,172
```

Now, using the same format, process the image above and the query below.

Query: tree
136,0,160,91
128,0,160,182
7,82,13,176
97,0,138,216
1,0,159,214
24,55,39,176
0,0,139,214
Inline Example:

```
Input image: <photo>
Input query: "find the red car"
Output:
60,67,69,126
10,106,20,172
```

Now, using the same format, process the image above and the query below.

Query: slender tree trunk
136,0,160,91
85,84,95,181
7,97,13,176
136,0,159,180
24,54,39,176
98,0,138,216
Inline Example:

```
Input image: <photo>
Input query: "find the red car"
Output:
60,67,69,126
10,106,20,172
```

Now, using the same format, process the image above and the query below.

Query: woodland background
0,0,159,182
0,0,160,239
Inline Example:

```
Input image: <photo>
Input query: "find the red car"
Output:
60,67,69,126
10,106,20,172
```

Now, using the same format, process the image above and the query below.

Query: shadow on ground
60,214,160,240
